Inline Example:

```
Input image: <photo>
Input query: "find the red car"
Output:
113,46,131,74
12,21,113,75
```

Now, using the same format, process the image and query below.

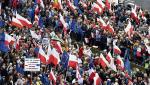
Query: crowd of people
0,0,150,85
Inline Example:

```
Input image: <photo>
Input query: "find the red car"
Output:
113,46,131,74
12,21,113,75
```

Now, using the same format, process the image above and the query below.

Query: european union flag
60,51,69,70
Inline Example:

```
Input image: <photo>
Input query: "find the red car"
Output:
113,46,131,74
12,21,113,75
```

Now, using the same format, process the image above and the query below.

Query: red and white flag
68,54,78,69
125,21,134,38
30,30,41,40
131,5,139,24
96,0,105,9
92,3,103,15
76,65,82,81
35,5,40,15
38,46,47,64
88,68,96,81
49,69,56,84
99,53,109,68
16,13,32,28
93,73,101,85
37,0,45,8
67,0,76,11
97,17,107,29
47,48,60,66
106,51,113,63
14,36,21,50
33,14,39,24
10,17,23,28
105,0,111,10
4,32,15,45
59,13,68,34
139,8,146,21
58,0,63,10
110,58,117,71
50,40,63,53
116,55,124,70
113,44,121,55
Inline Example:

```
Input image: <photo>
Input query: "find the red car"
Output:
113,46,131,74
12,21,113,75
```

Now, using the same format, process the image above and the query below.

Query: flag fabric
74,0,79,7
97,17,107,30
106,22,114,33
16,13,32,28
14,36,21,51
0,41,9,52
131,5,139,24
2,32,15,46
96,0,105,10
47,48,60,66
68,54,78,69
60,51,69,69
125,21,134,38
76,65,82,82
35,5,40,15
50,40,63,53
124,50,131,74
10,17,23,28
109,58,117,72
50,31,63,43
99,53,110,69
38,46,47,64
59,13,68,35
33,14,39,24
113,44,121,55
92,3,103,15
38,16,44,28
88,68,96,81
106,51,113,63
93,73,101,85
58,0,63,9
30,30,41,40
36,0,45,8
49,69,56,85
105,0,111,10
67,0,77,12
116,55,124,70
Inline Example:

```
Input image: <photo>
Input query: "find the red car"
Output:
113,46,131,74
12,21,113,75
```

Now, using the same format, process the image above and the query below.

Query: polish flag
38,46,47,64
16,13,32,28
131,5,139,24
37,0,44,8
110,58,117,72
97,17,107,29
59,13,68,34
50,40,63,53
14,36,21,50
88,68,96,81
58,0,63,9
47,48,60,66
35,5,40,15
105,0,111,10
96,0,105,9
10,17,23,28
76,65,82,81
136,47,141,57
68,54,78,69
113,45,121,55
49,69,56,84
67,0,76,11
92,3,103,15
106,23,114,33
139,8,146,21
33,14,39,24
116,55,124,70
106,51,113,63
80,1,87,8
99,53,109,69
93,73,101,85
30,30,41,40
4,32,15,45
125,21,134,38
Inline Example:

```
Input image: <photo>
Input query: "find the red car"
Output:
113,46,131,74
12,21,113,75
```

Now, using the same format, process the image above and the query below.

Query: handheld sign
24,58,40,71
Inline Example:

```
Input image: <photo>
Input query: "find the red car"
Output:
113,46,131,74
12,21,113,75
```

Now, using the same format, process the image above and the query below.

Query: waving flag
14,36,21,51
60,51,69,69
97,17,107,29
68,54,78,69
2,32,15,46
47,48,60,66
35,5,40,15
93,73,101,85
30,30,41,40
88,68,96,81
131,5,139,24
38,46,47,64
92,3,103,15
99,53,109,69
124,50,131,74
139,8,146,21
105,0,111,10
113,44,121,55
109,58,117,72
116,55,124,70
106,22,114,33
96,0,105,10
76,65,82,82
67,0,77,11
50,40,63,53
33,14,39,24
106,51,113,63
49,69,56,85
125,21,134,38
10,17,23,28
16,13,32,28
36,0,44,8
59,13,68,34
